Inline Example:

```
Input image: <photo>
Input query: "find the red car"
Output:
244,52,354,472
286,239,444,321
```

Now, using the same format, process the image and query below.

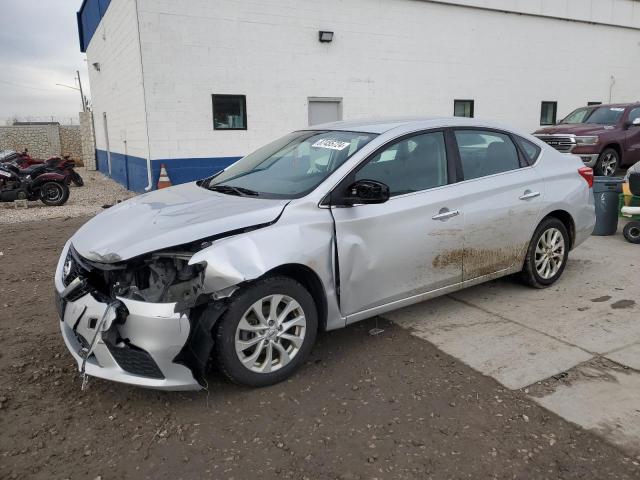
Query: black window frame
513,135,542,166
212,94,247,131
448,127,528,182
454,99,474,118
540,101,558,126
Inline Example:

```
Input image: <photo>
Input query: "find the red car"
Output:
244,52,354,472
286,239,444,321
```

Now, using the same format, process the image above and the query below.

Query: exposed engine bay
112,253,204,304
66,245,211,310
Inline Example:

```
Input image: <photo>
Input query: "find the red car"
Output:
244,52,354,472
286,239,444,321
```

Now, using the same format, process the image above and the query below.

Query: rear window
515,136,541,165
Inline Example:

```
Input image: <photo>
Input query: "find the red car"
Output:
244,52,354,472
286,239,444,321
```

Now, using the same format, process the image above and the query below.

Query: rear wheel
521,217,570,288
214,276,317,387
595,148,619,177
623,221,640,244
39,181,69,206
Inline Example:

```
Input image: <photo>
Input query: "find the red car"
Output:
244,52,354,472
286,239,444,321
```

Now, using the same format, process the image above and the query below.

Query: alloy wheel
235,294,307,373
600,152,617,176
534,227,565,279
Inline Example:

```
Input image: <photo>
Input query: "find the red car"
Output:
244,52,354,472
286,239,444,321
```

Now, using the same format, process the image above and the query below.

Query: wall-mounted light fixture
92,62,101,71
318,31,334,43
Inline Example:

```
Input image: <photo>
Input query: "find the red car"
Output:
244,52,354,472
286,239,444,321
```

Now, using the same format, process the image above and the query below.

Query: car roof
304,116,522,135
582,102,640,109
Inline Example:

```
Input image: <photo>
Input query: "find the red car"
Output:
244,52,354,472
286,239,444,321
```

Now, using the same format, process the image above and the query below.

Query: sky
0,0,90,125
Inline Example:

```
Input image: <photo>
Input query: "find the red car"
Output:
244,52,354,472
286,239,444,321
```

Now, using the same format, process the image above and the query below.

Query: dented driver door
330,130,464,319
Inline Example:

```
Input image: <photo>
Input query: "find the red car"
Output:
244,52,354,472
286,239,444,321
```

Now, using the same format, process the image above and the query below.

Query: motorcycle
45,155,84,186
2,150,84,187
0,162,70,206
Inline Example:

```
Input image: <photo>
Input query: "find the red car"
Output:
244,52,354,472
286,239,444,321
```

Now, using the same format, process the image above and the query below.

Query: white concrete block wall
86,0,148,160
434,0,640,27
129,0,640,160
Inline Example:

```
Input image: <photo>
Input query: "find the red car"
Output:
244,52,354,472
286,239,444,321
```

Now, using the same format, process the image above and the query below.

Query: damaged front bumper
55,243,202,391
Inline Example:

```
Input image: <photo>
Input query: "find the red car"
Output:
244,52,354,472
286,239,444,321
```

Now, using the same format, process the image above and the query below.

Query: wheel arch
541,210,576,249
602,143,622,162
262,263,329,332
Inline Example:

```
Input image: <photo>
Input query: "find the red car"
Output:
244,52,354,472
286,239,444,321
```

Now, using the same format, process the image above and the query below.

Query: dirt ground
1,217,639,480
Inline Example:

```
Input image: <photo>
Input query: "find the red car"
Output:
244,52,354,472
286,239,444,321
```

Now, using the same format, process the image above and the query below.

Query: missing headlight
110,252,206,305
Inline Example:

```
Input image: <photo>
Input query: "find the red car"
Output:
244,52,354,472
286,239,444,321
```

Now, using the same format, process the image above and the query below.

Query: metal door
330,130,464,317
625,107,640,164
452,129,545,280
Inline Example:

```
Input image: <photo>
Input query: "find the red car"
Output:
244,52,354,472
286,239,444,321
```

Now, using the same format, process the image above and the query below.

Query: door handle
432,208,460,221
519,190,540,200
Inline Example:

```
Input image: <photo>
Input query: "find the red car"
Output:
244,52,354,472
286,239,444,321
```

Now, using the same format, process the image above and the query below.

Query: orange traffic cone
157,164,172,189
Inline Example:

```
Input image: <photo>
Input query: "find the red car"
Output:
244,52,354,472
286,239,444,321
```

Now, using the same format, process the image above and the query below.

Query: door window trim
450,127,530,183
326,128,456,205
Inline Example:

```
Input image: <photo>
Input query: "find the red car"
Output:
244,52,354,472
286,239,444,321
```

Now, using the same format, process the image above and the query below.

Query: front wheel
623,221,640,244
39,181,69,206
595,148,619,177
520,217,570,288
214,276,317,387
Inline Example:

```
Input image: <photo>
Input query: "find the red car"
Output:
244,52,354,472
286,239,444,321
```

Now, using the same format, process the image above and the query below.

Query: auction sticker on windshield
312,139,351,150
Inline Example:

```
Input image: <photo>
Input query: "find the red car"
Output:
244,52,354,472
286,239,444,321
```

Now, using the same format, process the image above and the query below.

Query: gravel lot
1,217,638,479
0,169,136,224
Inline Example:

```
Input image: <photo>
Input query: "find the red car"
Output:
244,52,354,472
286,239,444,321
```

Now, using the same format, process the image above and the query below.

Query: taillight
578,167,594,188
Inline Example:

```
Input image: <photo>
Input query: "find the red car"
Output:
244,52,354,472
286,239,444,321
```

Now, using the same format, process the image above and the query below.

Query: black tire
72,172,84,187
214,276,317,387
595,148,619,177
520,217,570,288
623,221,640,244
39,181,70,206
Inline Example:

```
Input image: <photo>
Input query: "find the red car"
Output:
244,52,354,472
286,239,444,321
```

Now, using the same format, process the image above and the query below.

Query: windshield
203,130,377,199
584,106,625,125
560,108,592,124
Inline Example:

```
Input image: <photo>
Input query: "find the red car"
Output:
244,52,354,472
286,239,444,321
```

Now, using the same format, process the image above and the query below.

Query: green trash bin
592,177,624,236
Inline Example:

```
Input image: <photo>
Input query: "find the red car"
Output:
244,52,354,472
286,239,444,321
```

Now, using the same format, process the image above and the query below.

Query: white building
78,0,640,191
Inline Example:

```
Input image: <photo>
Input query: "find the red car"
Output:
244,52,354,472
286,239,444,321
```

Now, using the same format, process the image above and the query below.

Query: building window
454,99,474,118
588,101,602,106
212,94,247,130
540,101,557,125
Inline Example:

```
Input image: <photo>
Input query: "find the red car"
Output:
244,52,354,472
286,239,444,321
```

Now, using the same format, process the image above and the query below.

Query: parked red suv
534,103,640,176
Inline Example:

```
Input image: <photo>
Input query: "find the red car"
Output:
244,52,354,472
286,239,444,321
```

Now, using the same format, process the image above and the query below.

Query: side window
355,132,448,196
454,130,520,180
628,107,640,123
514,136,541,165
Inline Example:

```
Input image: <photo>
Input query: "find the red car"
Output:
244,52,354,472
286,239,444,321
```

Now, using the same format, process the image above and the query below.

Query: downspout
135,0,154,191
609,75,616,103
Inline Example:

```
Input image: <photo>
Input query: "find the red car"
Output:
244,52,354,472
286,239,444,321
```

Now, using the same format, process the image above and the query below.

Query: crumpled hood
535,124,610,136
71,182,288,263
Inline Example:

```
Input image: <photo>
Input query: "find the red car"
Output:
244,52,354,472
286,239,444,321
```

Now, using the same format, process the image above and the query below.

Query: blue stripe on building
96,149,240,192
77,0,112,52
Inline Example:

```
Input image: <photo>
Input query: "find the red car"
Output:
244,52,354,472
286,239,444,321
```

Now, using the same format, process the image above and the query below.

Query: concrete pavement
385,223,640,457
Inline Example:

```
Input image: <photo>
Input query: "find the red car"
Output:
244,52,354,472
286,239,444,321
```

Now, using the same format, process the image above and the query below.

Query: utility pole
77,70,86,111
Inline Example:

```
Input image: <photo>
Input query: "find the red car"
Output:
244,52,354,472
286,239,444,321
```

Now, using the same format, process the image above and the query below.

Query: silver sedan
55,117,595,390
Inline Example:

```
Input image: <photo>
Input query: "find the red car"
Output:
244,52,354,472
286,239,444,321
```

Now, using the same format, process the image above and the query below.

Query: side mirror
338,179,390,205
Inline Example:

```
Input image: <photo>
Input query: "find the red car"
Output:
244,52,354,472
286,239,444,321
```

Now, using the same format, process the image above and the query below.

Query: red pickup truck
534,103,640,176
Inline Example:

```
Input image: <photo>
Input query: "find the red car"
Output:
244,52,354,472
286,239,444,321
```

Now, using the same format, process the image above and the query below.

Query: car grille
535,135,576,153
105,341,165,379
